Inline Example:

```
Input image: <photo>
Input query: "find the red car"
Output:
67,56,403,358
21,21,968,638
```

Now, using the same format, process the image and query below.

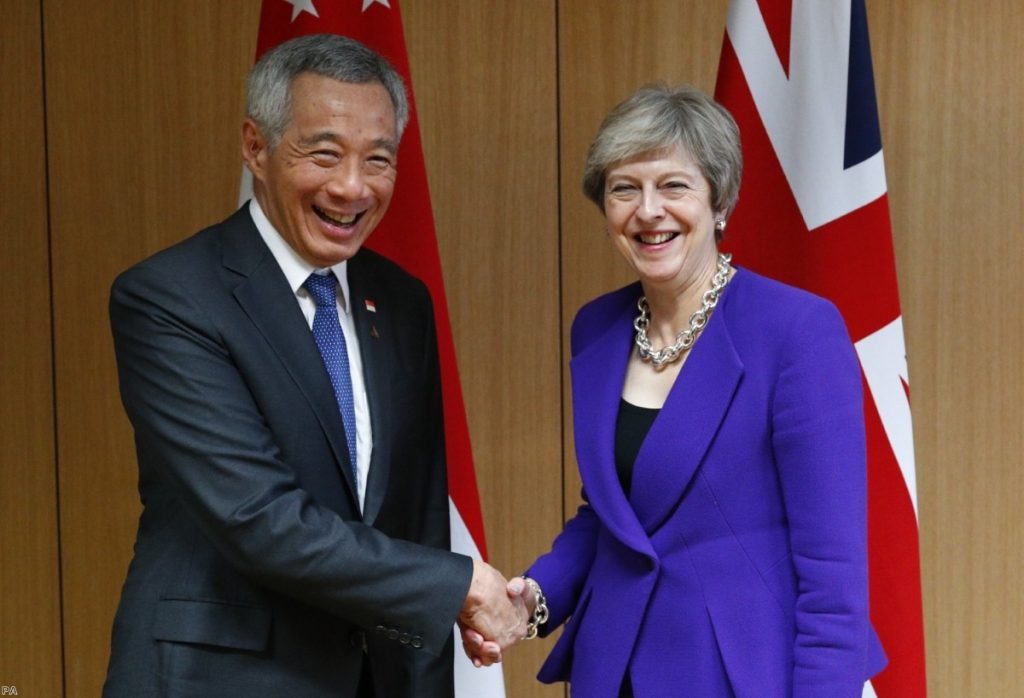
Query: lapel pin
365,299,377,313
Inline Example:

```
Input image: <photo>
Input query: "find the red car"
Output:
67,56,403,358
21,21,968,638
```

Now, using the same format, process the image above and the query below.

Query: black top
614,398,660,498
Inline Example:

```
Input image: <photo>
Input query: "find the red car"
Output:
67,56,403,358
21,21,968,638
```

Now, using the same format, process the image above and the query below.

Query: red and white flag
241,1,502,694
715,1,926,695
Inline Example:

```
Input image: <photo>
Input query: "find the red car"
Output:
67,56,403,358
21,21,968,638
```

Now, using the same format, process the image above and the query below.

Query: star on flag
283,0,318,22
362,0,391,11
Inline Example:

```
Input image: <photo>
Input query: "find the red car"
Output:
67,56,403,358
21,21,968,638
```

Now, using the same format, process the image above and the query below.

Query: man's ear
241,118,269,180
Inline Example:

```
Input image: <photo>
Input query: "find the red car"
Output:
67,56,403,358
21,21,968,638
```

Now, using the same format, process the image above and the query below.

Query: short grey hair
246,33,409,147
582,84,742,221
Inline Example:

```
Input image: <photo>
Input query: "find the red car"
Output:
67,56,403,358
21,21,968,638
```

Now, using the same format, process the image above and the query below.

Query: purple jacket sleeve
524,493,600,634
772,299,872,696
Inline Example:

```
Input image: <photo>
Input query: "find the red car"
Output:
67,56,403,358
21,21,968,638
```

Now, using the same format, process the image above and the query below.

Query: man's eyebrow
371,138,398,156
298,131,341,147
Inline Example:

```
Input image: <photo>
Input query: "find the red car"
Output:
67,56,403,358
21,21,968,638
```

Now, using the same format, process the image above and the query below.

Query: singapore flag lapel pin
365,299,380,339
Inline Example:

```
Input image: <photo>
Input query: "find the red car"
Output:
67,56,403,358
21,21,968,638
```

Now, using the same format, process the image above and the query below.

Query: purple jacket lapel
571,280,745,552
630,301,744,534
569,302,655,559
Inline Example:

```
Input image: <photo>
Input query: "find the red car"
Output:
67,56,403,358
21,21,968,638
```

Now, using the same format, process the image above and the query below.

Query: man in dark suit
104,34,522,697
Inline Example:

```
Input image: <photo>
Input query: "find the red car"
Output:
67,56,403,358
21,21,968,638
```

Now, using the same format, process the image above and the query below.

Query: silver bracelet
522,577,549,640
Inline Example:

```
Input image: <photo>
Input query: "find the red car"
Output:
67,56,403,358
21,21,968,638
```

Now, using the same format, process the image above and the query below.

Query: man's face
243,73,398,267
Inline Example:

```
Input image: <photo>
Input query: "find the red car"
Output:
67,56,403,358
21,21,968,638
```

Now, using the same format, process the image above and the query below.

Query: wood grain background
1,1,1020,695
0,2,61,696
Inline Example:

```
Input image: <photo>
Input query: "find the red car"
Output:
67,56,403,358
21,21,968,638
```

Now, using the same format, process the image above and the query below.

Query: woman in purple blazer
472,85,888,696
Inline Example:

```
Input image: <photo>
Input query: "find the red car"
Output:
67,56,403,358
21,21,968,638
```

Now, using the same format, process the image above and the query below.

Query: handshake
457,559,543,667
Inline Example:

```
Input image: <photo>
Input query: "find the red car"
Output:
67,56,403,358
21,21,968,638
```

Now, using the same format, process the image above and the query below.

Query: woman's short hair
246,33,409,147
582,84,742,219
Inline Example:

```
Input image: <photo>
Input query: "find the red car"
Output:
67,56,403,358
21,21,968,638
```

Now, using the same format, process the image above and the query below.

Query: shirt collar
248,198,351,313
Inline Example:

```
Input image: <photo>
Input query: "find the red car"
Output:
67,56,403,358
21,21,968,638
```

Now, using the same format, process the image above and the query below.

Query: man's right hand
457,559,528,666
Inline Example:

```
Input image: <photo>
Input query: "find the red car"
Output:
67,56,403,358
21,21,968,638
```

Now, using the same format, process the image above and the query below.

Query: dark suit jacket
528,269,886,697
104,206,472,697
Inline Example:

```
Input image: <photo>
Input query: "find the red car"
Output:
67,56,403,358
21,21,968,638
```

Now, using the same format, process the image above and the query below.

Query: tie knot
305,272,338,308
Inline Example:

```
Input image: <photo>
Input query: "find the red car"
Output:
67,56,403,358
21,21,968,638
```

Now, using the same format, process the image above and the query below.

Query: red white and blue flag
715,1,926,695
240,2,503,695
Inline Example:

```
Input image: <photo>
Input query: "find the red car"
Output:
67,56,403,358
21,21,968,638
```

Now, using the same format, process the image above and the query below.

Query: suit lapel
346,255,391,526
220,210,360,509
630,288,744,534
569,302,656,559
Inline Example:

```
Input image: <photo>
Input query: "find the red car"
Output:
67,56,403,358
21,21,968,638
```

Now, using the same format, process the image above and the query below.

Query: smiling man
103,34,523,698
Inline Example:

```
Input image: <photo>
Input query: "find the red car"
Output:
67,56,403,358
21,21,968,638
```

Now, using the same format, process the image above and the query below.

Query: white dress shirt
249,199,373,511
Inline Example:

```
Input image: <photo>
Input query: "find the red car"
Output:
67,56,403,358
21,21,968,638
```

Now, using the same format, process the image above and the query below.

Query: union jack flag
715,1,927,695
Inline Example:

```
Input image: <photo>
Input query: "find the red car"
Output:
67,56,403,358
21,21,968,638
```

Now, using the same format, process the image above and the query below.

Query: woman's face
603,144,720,291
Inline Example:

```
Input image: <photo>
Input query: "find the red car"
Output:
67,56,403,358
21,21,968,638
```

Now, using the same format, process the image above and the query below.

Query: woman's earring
714,219,726,234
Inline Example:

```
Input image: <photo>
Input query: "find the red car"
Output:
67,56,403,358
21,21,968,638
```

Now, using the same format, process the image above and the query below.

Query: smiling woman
503,84,888,697
602,143,722,308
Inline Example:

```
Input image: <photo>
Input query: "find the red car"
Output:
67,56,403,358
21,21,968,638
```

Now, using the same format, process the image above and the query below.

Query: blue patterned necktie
304,272,358,483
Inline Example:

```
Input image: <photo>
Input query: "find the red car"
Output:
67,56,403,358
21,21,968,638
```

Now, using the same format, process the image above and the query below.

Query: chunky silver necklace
634,252,733,369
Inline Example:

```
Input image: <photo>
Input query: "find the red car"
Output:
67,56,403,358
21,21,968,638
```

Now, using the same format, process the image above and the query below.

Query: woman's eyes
607,181,690,198
662,181,690,192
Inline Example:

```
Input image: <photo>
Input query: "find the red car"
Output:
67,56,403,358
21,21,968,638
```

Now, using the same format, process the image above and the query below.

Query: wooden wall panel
43,2,259,694
403,2,564,695
0,1,62,696
556,0,729,543
868,1,1024,695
